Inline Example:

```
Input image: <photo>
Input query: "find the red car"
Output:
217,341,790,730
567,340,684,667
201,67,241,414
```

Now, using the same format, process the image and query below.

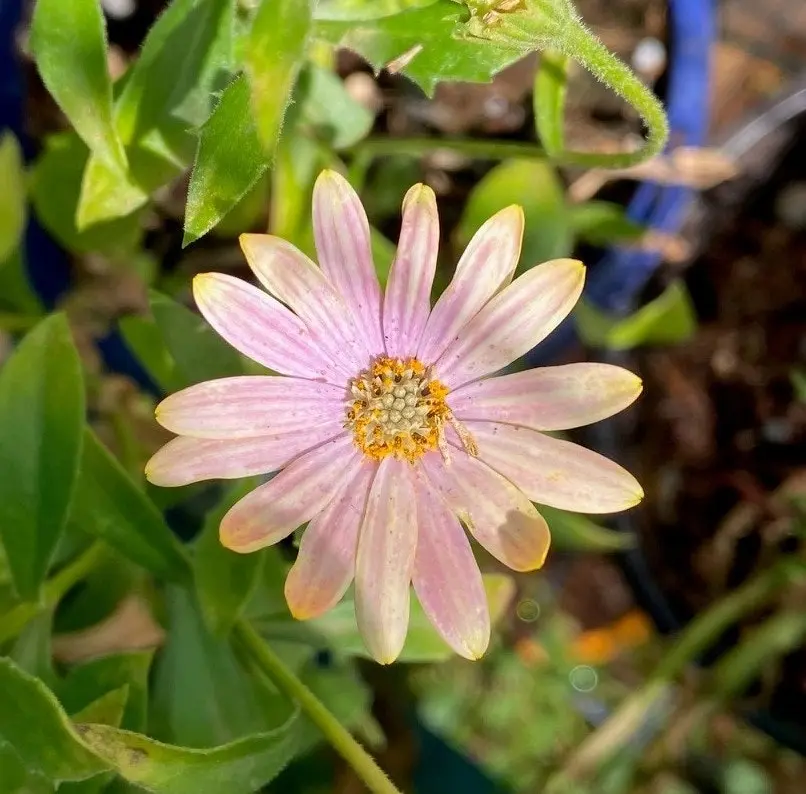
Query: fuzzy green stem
556,20,669,168
234,619,402,794
354,135,548,162
0,541,107,645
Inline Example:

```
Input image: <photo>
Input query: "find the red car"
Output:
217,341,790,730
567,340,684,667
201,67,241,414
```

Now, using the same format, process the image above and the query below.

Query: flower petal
355,456,417,664
312,170,384,355
240,234,371,371
449,363,643,431
220,435,361,553
420,450,550,572
383,184,439,357
436,259,585,388
417,205,523,364
193,272,341,382
155,376,345,439
411,468,489,660
145,426,345,487
284,460,376,620
467,421,644,513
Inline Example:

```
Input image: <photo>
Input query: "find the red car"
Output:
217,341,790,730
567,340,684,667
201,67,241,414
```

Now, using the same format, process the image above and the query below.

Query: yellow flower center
346,356,475,463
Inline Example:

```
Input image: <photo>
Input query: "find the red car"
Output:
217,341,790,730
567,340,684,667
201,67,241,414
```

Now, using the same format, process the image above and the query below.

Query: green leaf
0,656,299,794
10,612,55,686
30,133,143,255
314,0,439,20
311,574,514,662
315,1,525,95
30,0,126,172
299,66,373,149
791,369,806,403
183,75,267,246
0,313,85,600
115,0,235,144
79,717,299,794
370,227,396,288
72,687,129,728
539,505,634,552
0,743,54,794
456,159,572,273
68,429,191,582
243,549,292,621
569,200,644,246
118,315,178,393
76,154,149,229
195,482,265,636
150,586,290,747
575,280,697,350
269,134,322,248
534,49,569,156
0,132,26,266
76,143,185,230
60,652,154,733
150,290,244,385
0,657,108,783
0,249,43,316
244,0,311,152
53,551,138,634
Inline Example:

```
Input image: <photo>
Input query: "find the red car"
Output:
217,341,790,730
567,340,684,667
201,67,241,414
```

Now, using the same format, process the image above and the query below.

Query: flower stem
234,619,402,794
0,541,107,645
354,135,548,163
556,20,669,168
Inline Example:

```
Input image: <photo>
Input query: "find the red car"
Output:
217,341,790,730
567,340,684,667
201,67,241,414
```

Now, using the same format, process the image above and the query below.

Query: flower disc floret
346,356,452,462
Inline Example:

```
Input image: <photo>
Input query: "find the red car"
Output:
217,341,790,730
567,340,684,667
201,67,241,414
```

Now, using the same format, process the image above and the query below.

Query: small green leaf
244,0,312,152
195,482,265,636
30,133,143,255
30,0,126,172
0,132,26,266
534,49,569,156
791,369,806,403
76,142,186,230
60,652,154,733
569,201,644,245
76,154,149,230
0,313,85,601
115,0,235,144
150,586,290,747
67,429,191,582
576,280,697,350
456,159,572,273
118,314,179,393
539,505,634,552
0,657,108,783
183,76,267,246
150,290,244,384
72,686,129,728
315,0,524,95
299,66,373,149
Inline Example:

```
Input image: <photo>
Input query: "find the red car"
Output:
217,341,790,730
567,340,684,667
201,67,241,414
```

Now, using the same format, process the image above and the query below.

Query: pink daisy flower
146,171,643,664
